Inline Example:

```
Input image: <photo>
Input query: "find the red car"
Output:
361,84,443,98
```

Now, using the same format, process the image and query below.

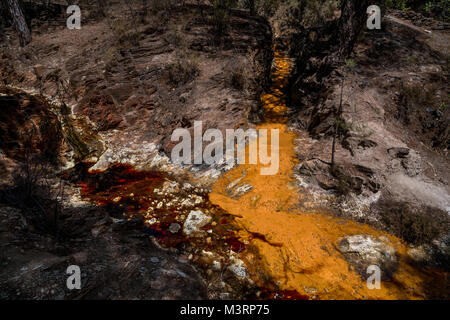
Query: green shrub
228,66,247,90
209,0,237,34
268,0,339,33
111,18,140,47
167,52,200,86
226,49,266,92
426,0,450,19
103,47,120,70
400,84,436,109
382,0,411,11
166,29,183,47
382,0,449,18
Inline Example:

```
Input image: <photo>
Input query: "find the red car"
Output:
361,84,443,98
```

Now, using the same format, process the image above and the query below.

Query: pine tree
4,0,31,46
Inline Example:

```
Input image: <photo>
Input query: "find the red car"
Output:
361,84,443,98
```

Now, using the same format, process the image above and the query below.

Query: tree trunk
331,77,345,169
5,0,31,47
249,0,255,16
297,0,307,22
318,0,369,77
323,0,369,69
336,0,369,59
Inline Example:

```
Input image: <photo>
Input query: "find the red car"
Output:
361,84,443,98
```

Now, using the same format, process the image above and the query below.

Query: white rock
162,181,179,194
338,234,398,279
212,261,222,271
228,258,247,279
183,210,212,236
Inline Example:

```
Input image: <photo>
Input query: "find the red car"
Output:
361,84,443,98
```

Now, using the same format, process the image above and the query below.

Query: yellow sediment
209,51,445,299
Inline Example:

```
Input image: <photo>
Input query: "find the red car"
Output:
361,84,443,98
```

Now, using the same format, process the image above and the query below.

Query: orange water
209,51,447,300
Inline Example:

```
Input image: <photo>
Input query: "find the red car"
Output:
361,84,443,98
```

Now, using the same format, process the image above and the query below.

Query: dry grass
167,52,201,86
374,200,450,246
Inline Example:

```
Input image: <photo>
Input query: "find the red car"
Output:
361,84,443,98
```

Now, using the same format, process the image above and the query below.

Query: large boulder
183,210,212,236
338,234,398,280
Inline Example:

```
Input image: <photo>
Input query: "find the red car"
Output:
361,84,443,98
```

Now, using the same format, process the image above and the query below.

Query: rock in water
338,234,398,280
228,184,253,199
183,210,212,236
169,223,181,234
228,258,247,279
225,177,254,199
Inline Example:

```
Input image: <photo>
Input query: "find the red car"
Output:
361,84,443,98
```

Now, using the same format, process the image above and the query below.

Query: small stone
212,261,221,271
183,183,193,190
33,64,45,78
179,92,190,103
150,257,160,263
169,223,181,234
183,210,212,236
388,147,410,158
228,259,247,279
162,181,180,194
22,99,31,107
220,293,231,299
226,177,253,199
407,245,431,263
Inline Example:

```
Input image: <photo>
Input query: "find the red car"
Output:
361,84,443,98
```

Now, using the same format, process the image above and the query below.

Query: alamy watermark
65,4,381,31
66,5,81,30
65,4,381,30
366,265,381,290
66,265,81,290
171,121,280,175
367,5,381,30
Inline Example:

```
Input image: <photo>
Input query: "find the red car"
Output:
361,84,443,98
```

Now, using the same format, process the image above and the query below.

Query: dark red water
61,162,307,299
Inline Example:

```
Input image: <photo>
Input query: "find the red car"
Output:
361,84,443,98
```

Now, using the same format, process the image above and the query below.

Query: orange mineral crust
210,51,447,300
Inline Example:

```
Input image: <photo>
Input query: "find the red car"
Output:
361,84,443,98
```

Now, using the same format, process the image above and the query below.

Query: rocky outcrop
0,4,273,174
0,88,104,168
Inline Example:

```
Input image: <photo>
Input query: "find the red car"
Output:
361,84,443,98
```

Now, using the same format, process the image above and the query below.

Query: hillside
0,0,448,301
